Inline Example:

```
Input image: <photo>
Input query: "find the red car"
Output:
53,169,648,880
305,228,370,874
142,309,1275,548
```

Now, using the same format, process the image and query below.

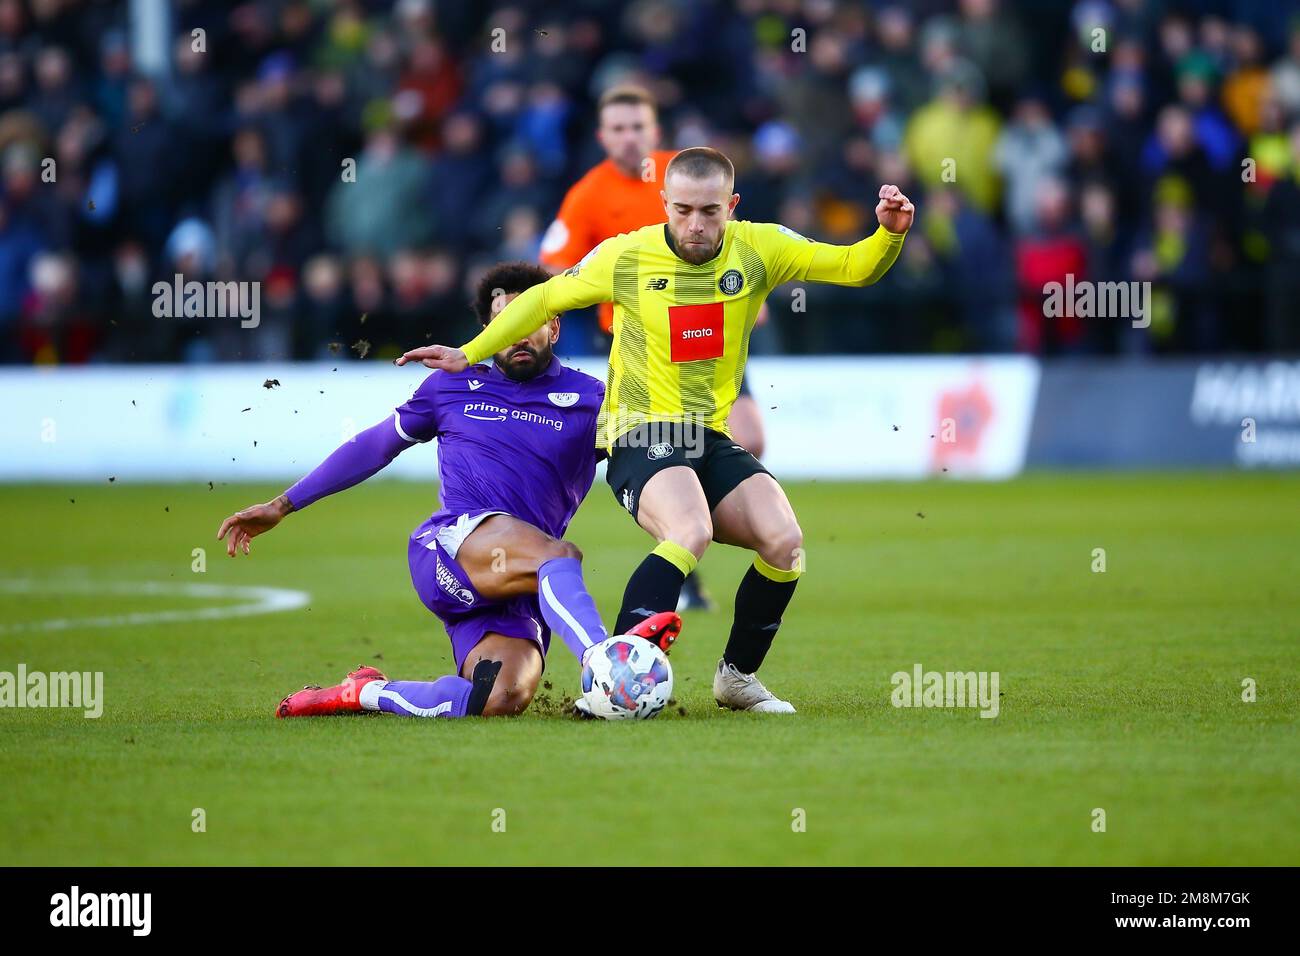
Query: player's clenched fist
875,184,915,235
395,344,469,373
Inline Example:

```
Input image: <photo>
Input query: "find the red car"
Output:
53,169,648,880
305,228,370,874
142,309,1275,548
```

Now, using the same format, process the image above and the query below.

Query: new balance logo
645,278,668,290
468,380,483,390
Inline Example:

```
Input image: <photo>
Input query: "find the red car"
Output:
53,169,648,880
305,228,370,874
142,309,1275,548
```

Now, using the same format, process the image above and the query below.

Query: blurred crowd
1,0,1299,364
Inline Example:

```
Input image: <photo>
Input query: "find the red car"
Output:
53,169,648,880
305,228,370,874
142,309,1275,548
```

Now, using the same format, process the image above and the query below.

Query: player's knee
670,517,713,558
527,538,581,580
761,522,804,570
543,538,582,563
481,679,536,717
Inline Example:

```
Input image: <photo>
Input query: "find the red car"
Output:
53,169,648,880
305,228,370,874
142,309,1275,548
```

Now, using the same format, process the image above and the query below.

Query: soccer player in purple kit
216,262,681,719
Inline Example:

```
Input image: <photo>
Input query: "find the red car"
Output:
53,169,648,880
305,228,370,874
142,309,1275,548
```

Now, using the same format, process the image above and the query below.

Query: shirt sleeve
593,378,609,462
283,417,411,510
754,222,907,288
460,237,621,365
539,182,598,270
283,374,442,510
392,372,441,443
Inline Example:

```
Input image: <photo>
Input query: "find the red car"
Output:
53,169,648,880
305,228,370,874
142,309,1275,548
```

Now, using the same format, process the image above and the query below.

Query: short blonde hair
664,146,734,189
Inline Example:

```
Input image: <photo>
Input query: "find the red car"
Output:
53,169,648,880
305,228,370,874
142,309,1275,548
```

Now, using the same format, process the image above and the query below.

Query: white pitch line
0,579,310,634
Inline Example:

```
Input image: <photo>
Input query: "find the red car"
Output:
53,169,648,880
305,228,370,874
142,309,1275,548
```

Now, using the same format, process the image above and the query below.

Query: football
580,636,673,720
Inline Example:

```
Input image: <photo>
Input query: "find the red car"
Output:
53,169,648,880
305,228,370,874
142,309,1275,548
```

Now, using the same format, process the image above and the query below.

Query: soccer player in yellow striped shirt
399,147,914,713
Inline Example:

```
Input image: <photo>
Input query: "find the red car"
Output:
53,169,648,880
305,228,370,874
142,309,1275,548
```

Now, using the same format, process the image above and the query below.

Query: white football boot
713,659,796,713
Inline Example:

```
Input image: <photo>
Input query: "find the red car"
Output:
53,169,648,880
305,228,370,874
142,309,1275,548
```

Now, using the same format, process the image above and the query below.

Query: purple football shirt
393,358,605,537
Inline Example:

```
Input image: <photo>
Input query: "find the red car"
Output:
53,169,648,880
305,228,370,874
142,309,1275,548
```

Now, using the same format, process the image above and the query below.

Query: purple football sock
359,676,471,718
537,556,608,664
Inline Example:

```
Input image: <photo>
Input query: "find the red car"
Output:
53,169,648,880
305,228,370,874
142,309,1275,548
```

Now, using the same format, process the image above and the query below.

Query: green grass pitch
1,473,1296,866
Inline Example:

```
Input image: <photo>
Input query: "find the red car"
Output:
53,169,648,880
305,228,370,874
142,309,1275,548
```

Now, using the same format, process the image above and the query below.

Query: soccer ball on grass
580,635,673,720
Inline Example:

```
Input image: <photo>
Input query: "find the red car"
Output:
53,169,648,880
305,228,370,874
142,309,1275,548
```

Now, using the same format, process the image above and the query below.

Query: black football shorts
606,422,769,521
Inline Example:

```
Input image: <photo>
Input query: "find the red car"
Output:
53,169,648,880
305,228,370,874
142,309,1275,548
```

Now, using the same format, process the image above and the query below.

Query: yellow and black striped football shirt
460,220,906,448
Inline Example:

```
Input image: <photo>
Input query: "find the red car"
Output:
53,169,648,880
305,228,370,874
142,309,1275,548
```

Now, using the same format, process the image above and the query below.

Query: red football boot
623,610,683,654
276,665,387,718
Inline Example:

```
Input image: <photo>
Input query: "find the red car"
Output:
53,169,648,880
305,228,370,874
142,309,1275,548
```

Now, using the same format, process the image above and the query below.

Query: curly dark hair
473,261,553,326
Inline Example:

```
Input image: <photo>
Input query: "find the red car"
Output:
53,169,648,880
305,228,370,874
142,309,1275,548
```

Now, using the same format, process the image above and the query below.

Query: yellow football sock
753,553,803,583
653,539,698,577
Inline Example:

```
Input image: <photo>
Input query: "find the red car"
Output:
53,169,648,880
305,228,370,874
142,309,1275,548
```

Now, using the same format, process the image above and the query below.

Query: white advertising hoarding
0,357,1039,482
745,356,1039,479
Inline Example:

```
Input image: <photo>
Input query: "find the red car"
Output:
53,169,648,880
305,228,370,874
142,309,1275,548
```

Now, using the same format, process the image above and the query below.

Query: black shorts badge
718,269,744,295
648,442,674,460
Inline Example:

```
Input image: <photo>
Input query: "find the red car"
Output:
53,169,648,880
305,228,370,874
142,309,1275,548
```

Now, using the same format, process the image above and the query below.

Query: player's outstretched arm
216,416,416,557
400,238,619,368
775,184,915,288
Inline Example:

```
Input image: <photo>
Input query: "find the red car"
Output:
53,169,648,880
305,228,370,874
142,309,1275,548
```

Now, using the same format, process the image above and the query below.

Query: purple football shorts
407,510,550,673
